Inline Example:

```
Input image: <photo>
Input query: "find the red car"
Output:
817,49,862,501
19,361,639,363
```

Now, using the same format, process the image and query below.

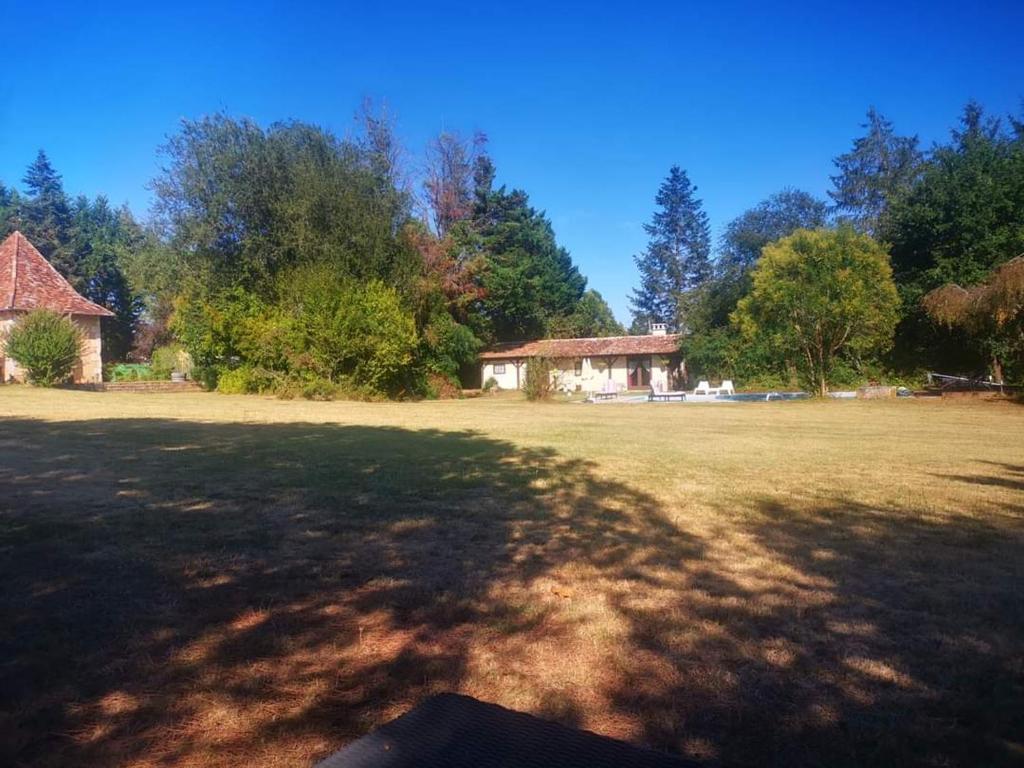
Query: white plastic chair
719,379,735,395
694,380,711,395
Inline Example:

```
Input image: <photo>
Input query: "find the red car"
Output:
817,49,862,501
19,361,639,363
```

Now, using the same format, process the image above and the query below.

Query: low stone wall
68,381,204,393
857,385,896,399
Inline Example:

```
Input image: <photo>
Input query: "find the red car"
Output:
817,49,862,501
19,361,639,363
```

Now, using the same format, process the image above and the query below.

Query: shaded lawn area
1,389,1023,767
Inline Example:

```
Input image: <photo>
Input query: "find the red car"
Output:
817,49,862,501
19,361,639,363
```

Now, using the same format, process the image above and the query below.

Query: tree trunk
991,354,1004,385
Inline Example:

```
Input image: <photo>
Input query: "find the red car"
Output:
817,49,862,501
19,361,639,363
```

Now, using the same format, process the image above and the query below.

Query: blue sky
1,1,1021,323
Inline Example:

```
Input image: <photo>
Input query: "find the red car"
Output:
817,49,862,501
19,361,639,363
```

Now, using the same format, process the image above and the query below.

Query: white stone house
479,324,683,393
0,231,113,383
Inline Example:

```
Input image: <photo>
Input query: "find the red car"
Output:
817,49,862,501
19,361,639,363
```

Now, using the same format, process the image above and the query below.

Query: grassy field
1,387,1022,767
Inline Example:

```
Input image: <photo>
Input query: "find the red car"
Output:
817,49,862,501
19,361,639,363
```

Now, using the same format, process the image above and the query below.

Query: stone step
67,381,203,393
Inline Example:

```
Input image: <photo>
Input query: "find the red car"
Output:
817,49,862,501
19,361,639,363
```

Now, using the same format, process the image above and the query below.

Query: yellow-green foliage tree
734,227,899,396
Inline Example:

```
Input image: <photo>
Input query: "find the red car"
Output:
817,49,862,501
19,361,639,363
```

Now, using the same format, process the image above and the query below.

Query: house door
627,357,650,388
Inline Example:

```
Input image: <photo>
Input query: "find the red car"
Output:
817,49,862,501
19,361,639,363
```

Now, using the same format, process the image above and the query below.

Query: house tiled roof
0,231,113,316
479,333,682,360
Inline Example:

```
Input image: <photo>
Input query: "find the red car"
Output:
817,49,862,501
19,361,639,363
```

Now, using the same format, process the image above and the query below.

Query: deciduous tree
152,115,419,292
923,256,1024,382
734,227,899,396
423,131,487,236
547,289,624,338
697,188,829,330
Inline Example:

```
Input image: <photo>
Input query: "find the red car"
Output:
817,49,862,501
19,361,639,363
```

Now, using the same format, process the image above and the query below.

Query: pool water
722,392,810,402
611,391,811,404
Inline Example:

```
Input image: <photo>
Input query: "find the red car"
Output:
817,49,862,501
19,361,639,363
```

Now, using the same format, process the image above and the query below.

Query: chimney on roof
649,323,667,336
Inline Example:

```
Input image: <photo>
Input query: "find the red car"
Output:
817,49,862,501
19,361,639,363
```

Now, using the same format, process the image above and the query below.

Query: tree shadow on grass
936,461,1024,492
1,418,1022,767
0,417,705,768
602,489,1024,767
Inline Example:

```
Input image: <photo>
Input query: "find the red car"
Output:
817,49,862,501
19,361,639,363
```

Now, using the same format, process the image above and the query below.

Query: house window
493,363,506,375
574,359,583,376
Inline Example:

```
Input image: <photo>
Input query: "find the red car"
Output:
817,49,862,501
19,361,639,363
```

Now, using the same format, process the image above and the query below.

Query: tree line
0,106,622,396
1,153,146,362
629,102,1024,391
2,100,1021,395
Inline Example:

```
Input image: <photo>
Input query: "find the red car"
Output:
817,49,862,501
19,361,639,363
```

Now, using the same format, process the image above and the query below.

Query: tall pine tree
829,108,922,235
0,182,19,234
68,196,145,360
884,102,1024,372
470,186,586,341
19,150,75,275
8,151,143,361
629,165,711,332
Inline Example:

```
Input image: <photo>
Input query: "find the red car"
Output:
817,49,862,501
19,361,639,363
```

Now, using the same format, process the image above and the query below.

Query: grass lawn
1,387,1022,767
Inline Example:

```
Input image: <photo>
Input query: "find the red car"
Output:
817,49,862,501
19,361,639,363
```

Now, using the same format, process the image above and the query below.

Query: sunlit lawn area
1,387,1022,767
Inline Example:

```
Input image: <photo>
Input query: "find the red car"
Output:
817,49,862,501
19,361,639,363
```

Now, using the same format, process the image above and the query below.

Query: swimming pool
607,391,811,404
721,391,810,402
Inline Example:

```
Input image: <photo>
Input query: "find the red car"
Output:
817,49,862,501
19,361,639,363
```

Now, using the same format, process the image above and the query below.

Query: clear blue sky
1,1,1021,324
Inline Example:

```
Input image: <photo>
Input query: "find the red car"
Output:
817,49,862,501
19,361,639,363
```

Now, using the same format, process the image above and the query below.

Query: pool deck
584,391,810,404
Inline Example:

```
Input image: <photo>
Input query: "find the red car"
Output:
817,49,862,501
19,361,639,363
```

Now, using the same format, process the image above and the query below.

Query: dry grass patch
0,387,1022,767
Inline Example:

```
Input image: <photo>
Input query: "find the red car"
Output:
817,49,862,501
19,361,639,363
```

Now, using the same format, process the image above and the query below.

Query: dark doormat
315,693,697,768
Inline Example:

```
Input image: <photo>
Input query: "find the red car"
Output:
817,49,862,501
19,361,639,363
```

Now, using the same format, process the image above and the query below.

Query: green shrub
741,371,798,391
524,357,553,401
171,264,429,399
420,311,481,379
265,372,343,401
826,359,869,390
216,366,278,395
300,377,340,401
425,372,461,400
107,363,156,382
171,285,265,369
151,344,189,379
682,326,792,390
3,310,83,386
192,365,220,391
277,265,419,395
880,370,928,390
215,367,250,394
483,376,499,392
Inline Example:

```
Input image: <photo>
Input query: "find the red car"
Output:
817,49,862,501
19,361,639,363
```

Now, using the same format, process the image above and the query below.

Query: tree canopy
734,227,900,396
466,186,586,341
923,256,1024,382
2,151,143,360
5,97,1022,396
547,289,624,338
883,103,1024,372
630,166,711,332
140,114,599,396
829,108,922,235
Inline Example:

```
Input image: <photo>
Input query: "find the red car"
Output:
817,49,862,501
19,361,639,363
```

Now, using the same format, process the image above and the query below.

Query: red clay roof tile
0,231,113,316
479,334,682,360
